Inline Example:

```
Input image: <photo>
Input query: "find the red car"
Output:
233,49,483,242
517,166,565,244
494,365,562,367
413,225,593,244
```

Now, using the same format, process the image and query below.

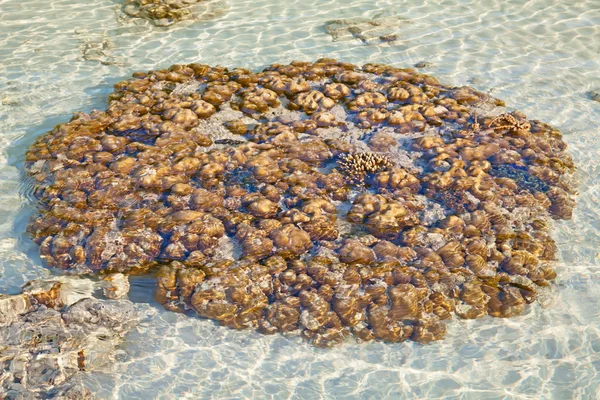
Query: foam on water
1,0,600,398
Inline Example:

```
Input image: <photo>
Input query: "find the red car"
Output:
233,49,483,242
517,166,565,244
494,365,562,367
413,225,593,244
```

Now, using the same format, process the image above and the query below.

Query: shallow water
1,0,600,398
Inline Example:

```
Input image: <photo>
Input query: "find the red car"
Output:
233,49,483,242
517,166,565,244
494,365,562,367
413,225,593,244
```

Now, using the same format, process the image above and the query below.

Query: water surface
1,0,600,398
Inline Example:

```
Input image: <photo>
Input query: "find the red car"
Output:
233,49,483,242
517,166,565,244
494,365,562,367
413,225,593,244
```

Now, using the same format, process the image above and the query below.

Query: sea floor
1,0,600,398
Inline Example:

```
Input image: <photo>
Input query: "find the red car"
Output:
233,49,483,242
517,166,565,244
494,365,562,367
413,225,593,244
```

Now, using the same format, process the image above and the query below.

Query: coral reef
25,59,576,347
0,278,136,398
488,112,531,132
338,152,394,185
122,0,227,27
489,164,550,193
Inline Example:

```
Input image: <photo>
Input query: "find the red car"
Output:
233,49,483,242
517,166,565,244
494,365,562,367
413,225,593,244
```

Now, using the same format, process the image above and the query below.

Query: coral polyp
25,59,576,347
338,152,394,184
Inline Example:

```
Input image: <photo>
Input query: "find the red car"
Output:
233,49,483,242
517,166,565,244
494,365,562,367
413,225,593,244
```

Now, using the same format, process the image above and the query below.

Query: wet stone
0,279,136,398
24,59,576,347
324,14,407,45
102,273,130,299
414,61,434,69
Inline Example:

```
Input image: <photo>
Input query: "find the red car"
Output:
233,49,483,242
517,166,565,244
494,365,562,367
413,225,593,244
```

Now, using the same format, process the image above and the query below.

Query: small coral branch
338,152,394,184
487,113,531,132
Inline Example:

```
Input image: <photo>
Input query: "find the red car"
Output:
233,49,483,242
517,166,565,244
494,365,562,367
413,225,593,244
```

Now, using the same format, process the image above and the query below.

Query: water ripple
1,0,600,398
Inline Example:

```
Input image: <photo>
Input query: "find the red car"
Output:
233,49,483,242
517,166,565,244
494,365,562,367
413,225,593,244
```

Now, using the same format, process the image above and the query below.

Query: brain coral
25,59,576,347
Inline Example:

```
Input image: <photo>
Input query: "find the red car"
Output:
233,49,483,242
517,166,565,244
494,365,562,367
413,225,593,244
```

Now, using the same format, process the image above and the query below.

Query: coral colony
25,60,576,347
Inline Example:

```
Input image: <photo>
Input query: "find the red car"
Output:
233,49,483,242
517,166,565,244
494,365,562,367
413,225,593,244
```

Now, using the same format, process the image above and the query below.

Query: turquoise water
1,0,600,398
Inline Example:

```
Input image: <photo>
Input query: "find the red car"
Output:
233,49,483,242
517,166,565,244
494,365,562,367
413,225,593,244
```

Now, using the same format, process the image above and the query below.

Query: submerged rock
588,90,600,102
489,164,550,193
25,59,576,347
0,278,136,398
122,0,227,27
414,61,433,69
324,14,406,44
77,32,124,67
102,273,131,299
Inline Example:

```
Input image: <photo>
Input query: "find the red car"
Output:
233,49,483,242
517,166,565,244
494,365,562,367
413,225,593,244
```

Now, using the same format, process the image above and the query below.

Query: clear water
1,0,600,398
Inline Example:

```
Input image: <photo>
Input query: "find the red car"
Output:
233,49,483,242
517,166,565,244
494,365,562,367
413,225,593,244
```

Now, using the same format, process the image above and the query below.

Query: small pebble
414,61,434,69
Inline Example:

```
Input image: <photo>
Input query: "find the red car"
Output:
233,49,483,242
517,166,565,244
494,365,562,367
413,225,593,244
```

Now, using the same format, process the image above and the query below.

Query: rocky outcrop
0,278,136,399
